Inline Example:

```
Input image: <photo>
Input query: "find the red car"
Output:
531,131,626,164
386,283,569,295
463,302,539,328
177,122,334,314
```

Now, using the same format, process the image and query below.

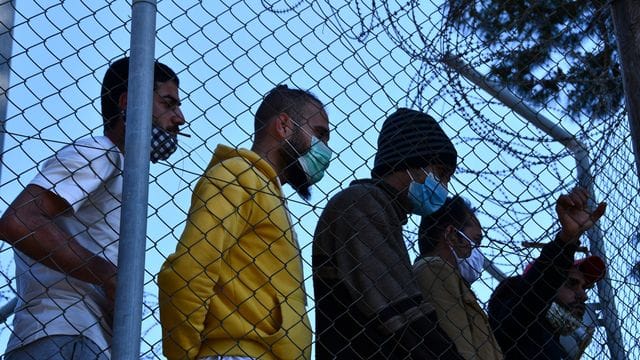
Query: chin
571,308,585,319
294,184,312,201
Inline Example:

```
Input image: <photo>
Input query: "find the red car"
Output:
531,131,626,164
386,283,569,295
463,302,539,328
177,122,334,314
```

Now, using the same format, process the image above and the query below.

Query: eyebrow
565,277,585,287
313,126,330,139
161,95,181,107
430,165,451,180
457,229,481,246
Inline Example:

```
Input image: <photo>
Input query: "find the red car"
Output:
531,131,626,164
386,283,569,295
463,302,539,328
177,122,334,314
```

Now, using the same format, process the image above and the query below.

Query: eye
565,278,581,289
161,96,180,109
314,127,329,142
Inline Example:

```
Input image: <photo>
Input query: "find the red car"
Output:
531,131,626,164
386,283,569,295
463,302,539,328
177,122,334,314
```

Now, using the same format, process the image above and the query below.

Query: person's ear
444,225,457,243
274,113,293,140
118,92,128,113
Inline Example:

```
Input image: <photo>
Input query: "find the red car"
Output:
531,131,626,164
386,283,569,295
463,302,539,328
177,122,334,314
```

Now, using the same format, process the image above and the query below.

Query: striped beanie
372,108,457,178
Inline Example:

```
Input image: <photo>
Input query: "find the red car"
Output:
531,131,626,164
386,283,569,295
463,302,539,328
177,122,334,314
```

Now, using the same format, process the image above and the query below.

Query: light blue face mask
298,136,332,185
407,171,448,216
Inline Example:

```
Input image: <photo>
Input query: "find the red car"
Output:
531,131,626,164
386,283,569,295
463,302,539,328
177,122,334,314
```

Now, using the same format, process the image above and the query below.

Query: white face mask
450,229,484,284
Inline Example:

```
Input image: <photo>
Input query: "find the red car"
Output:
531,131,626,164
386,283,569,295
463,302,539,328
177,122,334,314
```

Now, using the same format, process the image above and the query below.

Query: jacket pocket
262,295,311,360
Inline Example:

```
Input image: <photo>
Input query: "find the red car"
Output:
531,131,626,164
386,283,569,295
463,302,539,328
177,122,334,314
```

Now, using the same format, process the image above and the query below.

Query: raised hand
556,187,606,242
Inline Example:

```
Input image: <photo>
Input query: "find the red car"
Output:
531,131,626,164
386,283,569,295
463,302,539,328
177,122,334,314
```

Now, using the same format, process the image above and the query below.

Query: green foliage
447,0,622,120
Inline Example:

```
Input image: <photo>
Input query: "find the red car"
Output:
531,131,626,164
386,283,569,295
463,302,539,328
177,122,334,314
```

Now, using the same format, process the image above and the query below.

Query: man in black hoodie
313,108,463,359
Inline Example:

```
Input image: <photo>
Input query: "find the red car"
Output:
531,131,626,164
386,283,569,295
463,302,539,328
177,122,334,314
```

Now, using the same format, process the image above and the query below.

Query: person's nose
172,106,185,126
575,287,587,302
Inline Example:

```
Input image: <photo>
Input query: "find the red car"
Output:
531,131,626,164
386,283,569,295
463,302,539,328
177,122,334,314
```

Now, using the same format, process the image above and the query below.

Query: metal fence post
0,0,16,177
444,55,627,360
111,0,157,359
0,0,17,326
610,0,640,181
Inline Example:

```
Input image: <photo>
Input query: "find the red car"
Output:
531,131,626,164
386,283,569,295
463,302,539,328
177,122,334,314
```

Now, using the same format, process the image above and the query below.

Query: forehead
566,267,586,284
155,81,179,97
301,102,328,124
464,216,482,232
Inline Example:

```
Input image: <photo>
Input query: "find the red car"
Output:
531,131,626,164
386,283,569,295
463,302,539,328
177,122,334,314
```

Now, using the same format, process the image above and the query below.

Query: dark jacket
312,179,462,360
488,237,579,360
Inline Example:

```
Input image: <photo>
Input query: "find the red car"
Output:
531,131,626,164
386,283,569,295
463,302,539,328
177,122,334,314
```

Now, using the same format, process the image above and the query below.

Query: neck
105,120,125,153
376,172,414,216
380,171,411,196
432,243,457,267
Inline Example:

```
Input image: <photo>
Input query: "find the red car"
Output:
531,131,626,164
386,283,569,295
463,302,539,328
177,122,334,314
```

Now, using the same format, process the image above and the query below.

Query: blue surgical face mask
407,170,447,216
297,136,332,185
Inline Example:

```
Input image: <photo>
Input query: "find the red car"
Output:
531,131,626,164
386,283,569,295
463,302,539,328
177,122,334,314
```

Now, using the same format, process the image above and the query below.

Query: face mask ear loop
288,117,313,140
284,137,298,157
406,169,416,183
446,228,460,259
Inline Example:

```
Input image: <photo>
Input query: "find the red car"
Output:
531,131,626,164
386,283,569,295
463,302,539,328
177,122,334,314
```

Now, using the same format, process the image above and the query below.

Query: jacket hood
207,144,280,185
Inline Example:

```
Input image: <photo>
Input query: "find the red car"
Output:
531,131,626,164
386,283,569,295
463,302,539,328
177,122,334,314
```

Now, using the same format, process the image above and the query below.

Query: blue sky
0,1,637,358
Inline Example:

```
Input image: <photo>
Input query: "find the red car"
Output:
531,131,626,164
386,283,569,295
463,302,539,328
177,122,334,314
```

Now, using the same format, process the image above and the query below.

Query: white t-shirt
7,136,123,358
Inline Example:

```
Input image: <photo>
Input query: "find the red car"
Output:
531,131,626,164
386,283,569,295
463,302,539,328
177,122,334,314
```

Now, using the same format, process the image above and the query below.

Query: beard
281,129,312,200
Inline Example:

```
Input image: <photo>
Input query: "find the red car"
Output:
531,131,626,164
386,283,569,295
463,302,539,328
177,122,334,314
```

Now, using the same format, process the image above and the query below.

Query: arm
158,162,252,360
496,187,606,325
0,184,118,289
415,260,475,360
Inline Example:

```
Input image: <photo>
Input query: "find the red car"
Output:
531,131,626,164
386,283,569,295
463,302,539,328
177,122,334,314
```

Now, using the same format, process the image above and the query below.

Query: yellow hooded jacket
158,145,311,360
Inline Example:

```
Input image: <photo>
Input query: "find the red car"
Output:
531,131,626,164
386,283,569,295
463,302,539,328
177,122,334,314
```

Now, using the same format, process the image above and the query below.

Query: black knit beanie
371,108,457,178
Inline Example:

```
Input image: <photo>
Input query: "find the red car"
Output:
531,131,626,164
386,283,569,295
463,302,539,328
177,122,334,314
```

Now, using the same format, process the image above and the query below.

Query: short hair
100,57,180,132
254,84,323,135
418,195,476,254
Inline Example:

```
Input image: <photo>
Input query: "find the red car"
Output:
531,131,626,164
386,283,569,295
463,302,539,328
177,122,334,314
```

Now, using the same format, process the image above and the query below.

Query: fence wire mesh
0,0,638,359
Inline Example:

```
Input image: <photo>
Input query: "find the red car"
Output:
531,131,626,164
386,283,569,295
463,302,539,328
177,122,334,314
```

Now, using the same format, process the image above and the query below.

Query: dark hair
254,84,323,136
100,57,180,132
418,195,476,254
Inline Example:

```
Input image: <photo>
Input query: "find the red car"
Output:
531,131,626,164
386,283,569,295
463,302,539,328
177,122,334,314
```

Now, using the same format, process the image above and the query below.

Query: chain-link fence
0,0,638,359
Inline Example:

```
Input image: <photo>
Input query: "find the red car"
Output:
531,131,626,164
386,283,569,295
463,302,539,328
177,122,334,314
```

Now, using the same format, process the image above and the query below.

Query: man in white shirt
0,56,186,359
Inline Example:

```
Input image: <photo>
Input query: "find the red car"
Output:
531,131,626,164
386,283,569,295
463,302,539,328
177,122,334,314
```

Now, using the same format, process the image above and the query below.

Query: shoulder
68,136,116,153
55,136,120,165
326,181,387,210
36,137,119,178
414,257,459,285
205,156,253,180
201,155,272,197
489,276,521,309
414,256,449,273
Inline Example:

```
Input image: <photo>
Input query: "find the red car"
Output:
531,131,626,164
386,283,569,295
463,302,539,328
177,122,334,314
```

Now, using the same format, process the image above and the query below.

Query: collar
350,178,412,224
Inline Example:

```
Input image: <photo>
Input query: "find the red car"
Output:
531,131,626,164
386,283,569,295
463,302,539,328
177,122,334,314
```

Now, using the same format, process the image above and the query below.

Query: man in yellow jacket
158,85,331,360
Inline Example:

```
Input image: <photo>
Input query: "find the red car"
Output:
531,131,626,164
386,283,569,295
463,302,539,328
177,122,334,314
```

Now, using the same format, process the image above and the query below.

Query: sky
0,1,638,359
